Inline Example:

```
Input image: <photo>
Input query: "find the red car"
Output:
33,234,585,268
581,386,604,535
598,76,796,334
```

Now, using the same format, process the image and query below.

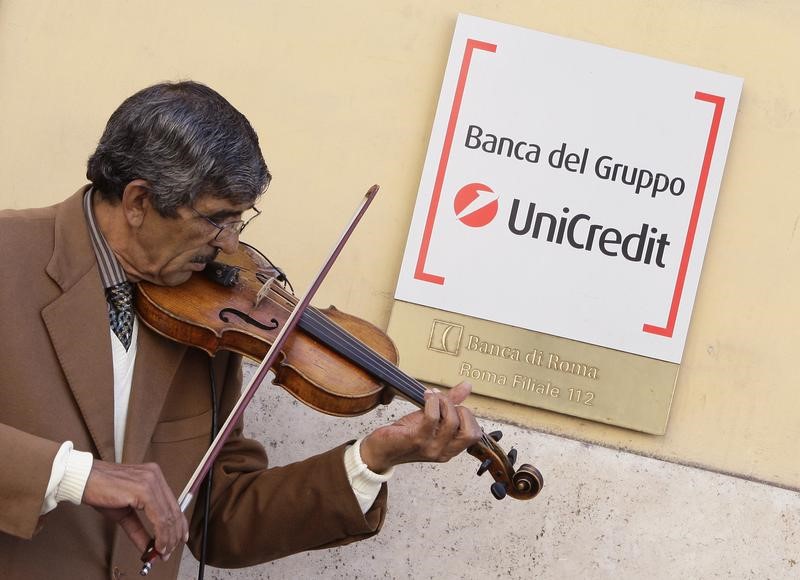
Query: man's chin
160,270,195,287
189,260,210,272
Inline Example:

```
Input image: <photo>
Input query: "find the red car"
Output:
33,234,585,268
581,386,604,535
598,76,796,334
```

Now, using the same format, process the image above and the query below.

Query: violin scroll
467,431,543,500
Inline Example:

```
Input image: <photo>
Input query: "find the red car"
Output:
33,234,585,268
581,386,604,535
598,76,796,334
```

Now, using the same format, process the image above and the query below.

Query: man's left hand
358,381,482,473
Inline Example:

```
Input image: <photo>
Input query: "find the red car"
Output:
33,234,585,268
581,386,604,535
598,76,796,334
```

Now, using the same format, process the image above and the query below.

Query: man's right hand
82,460,188,561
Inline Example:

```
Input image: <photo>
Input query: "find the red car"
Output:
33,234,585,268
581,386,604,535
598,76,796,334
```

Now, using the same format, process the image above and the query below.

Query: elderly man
0,81,480,579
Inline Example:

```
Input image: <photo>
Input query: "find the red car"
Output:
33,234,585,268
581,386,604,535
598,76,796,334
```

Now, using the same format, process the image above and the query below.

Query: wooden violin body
138,244,397,416
136,243,543,501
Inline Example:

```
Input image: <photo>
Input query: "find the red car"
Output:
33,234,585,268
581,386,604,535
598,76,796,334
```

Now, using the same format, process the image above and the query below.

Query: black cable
198,357,219,580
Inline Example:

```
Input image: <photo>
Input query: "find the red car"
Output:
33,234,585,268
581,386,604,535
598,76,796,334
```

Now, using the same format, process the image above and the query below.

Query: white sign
395,14,743,364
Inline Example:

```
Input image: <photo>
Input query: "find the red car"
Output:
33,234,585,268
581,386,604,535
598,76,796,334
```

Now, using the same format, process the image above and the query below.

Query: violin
137,241,543,501
134,186,542,576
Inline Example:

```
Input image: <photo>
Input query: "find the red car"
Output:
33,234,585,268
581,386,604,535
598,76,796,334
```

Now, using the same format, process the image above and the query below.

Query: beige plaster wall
1,2,799,576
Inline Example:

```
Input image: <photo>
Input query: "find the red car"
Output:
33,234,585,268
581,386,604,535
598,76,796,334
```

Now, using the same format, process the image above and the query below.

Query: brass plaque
387,300,679,434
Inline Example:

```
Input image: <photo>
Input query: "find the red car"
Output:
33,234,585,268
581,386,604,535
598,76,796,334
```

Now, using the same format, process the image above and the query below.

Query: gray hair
87,81,270,216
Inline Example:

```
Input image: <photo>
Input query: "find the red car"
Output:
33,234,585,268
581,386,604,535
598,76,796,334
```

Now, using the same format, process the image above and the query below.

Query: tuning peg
490,482,507,500
489,430,503,442
507,448,517,466
476,459,492,476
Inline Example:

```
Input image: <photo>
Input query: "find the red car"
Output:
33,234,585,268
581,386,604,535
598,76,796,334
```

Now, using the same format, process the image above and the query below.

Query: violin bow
140,184,379,575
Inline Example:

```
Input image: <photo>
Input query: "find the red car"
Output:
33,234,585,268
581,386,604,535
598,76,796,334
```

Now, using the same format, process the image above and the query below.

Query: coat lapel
42,270,116,461
42,188,116,462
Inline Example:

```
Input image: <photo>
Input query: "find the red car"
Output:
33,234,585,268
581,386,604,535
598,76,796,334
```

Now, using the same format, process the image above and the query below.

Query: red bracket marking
413,38,497,285
642,91,726,337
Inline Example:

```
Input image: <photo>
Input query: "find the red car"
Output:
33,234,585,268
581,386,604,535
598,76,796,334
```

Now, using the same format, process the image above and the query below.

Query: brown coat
0,188,386,579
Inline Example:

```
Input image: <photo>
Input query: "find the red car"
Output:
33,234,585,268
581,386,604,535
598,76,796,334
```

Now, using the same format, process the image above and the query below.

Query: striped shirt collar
83,188,128,289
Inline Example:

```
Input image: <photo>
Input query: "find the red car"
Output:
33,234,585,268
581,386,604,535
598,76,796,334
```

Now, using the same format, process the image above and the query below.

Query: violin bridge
255,276,277,308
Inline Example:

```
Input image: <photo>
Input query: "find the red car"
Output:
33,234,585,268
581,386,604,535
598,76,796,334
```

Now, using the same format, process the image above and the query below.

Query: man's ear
120,179,152,227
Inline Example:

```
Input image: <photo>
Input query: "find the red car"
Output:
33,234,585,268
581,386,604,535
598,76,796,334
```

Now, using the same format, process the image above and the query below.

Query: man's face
134,194,254,286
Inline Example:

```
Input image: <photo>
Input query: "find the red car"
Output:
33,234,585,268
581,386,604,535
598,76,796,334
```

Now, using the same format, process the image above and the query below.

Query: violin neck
298,307,428,407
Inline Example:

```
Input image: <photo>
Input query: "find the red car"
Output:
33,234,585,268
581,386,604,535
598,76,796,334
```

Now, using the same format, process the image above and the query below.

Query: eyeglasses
190,205,262,240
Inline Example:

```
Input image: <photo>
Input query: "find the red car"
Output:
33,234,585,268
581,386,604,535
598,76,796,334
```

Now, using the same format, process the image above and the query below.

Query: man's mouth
190,249,220,265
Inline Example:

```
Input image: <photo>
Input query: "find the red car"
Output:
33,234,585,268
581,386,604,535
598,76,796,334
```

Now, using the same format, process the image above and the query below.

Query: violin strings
304,313,498,449
257,281,429,404
300,306,428,398
300,308,429,405
249,272,493,444
296,310,497,447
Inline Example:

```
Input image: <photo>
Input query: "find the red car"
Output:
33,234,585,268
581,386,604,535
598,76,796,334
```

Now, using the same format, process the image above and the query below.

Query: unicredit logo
453,182,498,227
450,181,671,269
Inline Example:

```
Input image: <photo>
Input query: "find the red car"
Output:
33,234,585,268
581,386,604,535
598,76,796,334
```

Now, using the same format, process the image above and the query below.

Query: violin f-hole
219,308,279,331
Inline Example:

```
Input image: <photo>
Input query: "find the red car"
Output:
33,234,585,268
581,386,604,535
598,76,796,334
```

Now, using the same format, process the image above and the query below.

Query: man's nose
212,231,240,255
